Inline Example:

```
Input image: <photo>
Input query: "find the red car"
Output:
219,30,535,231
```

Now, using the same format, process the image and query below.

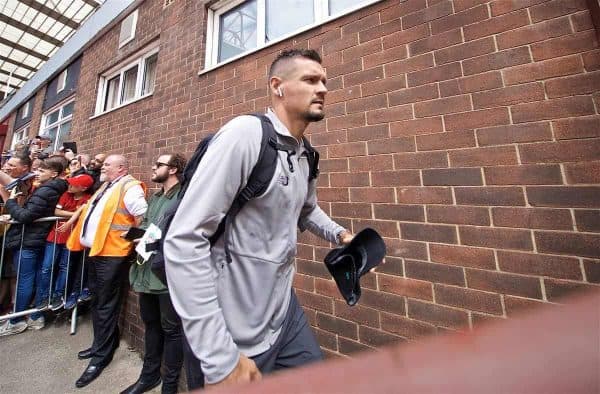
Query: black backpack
149,114,320,284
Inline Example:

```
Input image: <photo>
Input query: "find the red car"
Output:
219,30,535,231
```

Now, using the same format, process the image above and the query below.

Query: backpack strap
302,137,320,182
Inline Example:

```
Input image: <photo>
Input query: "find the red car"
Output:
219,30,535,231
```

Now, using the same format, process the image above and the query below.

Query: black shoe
78,347,94,360
75,364,104,388
119,376,161,394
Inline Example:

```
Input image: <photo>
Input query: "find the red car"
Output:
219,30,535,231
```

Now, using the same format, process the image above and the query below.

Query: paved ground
0,311,161,394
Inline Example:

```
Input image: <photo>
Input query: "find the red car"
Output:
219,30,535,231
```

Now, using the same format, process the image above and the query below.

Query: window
96,49,158,115
40,101,75,152
205,0,383,68
119,10,138,48
57,69,68,93
21,101,30,119
11,127,29,150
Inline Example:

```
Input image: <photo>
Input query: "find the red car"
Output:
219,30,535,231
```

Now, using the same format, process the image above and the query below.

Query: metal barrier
0,216,86,335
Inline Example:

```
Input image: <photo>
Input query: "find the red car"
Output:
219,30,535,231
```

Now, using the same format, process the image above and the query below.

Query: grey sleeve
163,116,262,384
298,178,346,244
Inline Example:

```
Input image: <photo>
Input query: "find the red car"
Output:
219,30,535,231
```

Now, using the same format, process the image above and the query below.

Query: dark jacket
5,178,68,250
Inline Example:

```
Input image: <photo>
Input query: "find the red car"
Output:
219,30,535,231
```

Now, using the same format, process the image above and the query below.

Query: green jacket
129,182,181,293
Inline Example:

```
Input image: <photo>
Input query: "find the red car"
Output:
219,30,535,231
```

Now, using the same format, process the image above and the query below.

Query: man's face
5,158,29,178
151,155,172,184
279,57,327,122
100,157,123,182
89,155,105,170
35,167,57,184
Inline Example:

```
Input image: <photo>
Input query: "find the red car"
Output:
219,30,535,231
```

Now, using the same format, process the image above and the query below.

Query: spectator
87,153,106,194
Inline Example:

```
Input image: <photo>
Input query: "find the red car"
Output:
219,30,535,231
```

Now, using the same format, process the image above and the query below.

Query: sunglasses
155,162,171,168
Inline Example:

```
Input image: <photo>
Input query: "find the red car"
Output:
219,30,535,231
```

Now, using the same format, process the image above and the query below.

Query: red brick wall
66,0,600,356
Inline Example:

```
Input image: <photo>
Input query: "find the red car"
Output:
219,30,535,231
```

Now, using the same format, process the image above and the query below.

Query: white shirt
79,176,147,248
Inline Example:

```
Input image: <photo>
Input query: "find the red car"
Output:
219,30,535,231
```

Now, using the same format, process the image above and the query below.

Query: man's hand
338,230,353,245
207,354,262,389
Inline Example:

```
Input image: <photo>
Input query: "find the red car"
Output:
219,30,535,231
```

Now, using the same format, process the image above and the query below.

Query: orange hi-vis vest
67,175,146,257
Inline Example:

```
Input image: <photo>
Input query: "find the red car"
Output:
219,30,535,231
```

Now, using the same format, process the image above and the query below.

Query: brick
407,62,462,87
503,55,584,85
582,50,600,71
457,71,504,93
326,59,363,78
367,136,416,154
391,117,444,137
341,13,380,35
565,162,600,184
361,75,406,96
427,205,491,226
430,4,489,34
359,325,405,347
553,116,600,140
320,158,349,173
347,94,388,114
358,18,403,44
465,46,532,76
529,0,587,23
471,312,506,327
575,210,600,232
350,187,395,203
381,312,437,339
544,279,599,302
460,226,533,250
314,277,341,298
382,23,430,49
397,186,453,204
477,123,553,146
297,259,331,279
449,146,518,167
406,259,466,286
386,238,428,260
528,186,600,208
323,33,359,55
316,312,358,339
385,53,435,76
414,95,471,117
536,231,600,258
492,207,573,230
313,327,337,351
335,300,380,328
374,204,425,221
545,71,600,98
327,86,362,104
344,66,384,88
361,287,407,316
434,37,496,64
408,29,463,56
497,251,583,280
331,202,372,219
347,124,390,142
531,31,598,61
497,16,573,50
328,142,367,158
389,83,439,107
435,284,503,314
371,170,421,186
378,274,433,300
296,289,333,313
504,295,548,316
453,0,487,12
438,79,462,97
343,40,383,64
338,337,372,355
430,243,496,269
352,218,400,238
467,269,543,299
349,155,394,172
472,82,545,109
490,0,546,16
394,151,448,169
464,9,530,41
401,222,457,243
512,96,596,123
444,108,510,131
571,10,594,31
484,164,563,185
519,139,600,163
369,255,403,277
402,0,454,29
407,299,469,329
584,260,600,283
422,167,482,185
317,187,349,202
366,105,413,124
327,113,366,131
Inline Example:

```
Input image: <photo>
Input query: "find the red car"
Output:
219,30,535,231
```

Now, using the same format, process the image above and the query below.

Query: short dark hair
268,49,322,79
40,156,66,175
167,153,187,175
14,153,32,168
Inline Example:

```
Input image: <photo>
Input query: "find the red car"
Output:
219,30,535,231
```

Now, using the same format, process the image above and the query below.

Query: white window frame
39,99,75,152
94,45,159,116
10,126,29,150
203,0,384,73
57,69,68,93
119,9,139,48
21,101,30,119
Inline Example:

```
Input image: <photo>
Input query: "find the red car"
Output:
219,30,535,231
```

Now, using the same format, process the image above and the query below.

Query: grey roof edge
0,0,140,123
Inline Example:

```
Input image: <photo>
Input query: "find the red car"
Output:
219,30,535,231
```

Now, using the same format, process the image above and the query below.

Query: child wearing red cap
35,174,93,312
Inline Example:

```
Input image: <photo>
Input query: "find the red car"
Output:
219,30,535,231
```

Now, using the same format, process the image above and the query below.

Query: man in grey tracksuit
164,49,352,388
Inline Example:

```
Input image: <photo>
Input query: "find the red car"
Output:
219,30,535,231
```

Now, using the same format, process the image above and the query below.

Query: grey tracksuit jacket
164,109,345,383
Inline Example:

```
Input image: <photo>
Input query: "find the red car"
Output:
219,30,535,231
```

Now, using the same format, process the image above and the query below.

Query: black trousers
88,255,128,367
138,292,184,393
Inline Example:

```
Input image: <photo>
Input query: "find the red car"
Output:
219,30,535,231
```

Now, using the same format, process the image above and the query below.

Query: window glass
266,0,314,42
62,101,75,117
56,121,72,151
46,109,60,126
121,65,139,103
119,11,137,46
104,75,120,111
57,69,68,92
218,0,258,62
45,127,58,145
329,0,365,15
142,54,158,95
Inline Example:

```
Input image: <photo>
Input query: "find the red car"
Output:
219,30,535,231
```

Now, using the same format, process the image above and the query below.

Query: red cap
67,174,94,189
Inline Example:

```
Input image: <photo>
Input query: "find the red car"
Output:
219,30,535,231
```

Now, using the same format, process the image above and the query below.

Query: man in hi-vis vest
67,154,147,388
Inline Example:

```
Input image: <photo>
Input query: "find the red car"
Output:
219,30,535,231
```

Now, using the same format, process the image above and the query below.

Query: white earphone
277,87,283,97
